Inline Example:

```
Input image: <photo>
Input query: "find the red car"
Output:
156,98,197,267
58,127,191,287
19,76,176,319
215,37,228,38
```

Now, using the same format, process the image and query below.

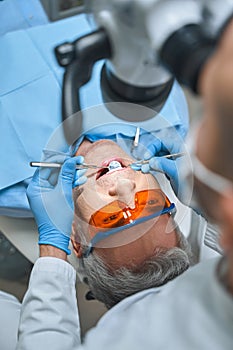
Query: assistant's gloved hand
27,155,87,255
131,138,184,196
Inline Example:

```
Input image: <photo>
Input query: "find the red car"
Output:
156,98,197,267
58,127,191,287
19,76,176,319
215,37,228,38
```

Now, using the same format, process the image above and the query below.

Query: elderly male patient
69,135,194,309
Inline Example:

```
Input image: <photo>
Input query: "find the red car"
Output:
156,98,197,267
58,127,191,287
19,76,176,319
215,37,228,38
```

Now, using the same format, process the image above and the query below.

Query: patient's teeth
108,161,122,172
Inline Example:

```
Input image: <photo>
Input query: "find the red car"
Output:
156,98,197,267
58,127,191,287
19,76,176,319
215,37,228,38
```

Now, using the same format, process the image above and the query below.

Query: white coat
15,257,233,350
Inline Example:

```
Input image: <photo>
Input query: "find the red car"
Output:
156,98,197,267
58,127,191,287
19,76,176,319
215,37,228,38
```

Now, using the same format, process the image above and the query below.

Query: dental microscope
54,0,233,144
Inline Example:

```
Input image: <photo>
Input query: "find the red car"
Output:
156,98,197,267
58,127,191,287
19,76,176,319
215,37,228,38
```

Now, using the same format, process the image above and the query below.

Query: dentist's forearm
17,252,80,350
40,245,67,261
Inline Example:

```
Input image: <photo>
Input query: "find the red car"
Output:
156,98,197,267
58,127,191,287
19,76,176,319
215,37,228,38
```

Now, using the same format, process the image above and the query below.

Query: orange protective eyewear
89,189,172,229
82,189,175,258
82,190,175,257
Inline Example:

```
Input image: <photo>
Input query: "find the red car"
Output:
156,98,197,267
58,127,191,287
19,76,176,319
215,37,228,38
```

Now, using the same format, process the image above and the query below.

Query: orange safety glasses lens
89,189,171,229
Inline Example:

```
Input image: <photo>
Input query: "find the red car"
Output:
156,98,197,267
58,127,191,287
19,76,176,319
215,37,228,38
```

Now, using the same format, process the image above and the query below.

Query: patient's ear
71,221,83,258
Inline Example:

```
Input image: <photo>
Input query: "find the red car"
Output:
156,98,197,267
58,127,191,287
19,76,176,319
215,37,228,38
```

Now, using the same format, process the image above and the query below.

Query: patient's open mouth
96,159,126,180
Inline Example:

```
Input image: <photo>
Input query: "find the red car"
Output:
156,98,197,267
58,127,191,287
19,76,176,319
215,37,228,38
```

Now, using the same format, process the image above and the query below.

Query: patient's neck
75,138,92,156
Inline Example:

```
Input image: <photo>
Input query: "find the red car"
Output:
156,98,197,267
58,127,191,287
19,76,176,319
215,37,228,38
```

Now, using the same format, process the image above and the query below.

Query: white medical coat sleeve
0,291,21,350
17,257,81,350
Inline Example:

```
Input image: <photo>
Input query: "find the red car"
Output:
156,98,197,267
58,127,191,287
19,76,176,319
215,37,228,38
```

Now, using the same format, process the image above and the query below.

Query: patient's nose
108,179,136,208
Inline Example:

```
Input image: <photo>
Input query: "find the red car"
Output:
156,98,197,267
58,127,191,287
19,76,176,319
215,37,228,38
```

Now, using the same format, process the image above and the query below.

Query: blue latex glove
131,138,183,196
73,168,87,187
27,155,86,254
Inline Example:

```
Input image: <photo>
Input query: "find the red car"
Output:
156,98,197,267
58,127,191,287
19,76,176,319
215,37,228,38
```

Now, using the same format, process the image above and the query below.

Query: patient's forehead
73,211,177,255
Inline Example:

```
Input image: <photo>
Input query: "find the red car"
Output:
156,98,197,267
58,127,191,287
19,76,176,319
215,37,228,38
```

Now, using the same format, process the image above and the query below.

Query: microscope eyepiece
160,24,216,94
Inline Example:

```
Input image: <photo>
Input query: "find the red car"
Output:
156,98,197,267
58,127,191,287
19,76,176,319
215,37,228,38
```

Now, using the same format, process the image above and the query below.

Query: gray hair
74,225,193,309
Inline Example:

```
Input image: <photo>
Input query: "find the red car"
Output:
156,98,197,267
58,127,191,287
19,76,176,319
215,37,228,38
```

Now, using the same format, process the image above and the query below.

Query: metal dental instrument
133,127,140,148
30,152,185,171
130,152,185,167
30,161,108,170
131,126,140,154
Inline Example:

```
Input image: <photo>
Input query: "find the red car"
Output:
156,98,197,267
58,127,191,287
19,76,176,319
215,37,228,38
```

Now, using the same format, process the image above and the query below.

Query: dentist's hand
131,139,184,196
27,156,87,255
